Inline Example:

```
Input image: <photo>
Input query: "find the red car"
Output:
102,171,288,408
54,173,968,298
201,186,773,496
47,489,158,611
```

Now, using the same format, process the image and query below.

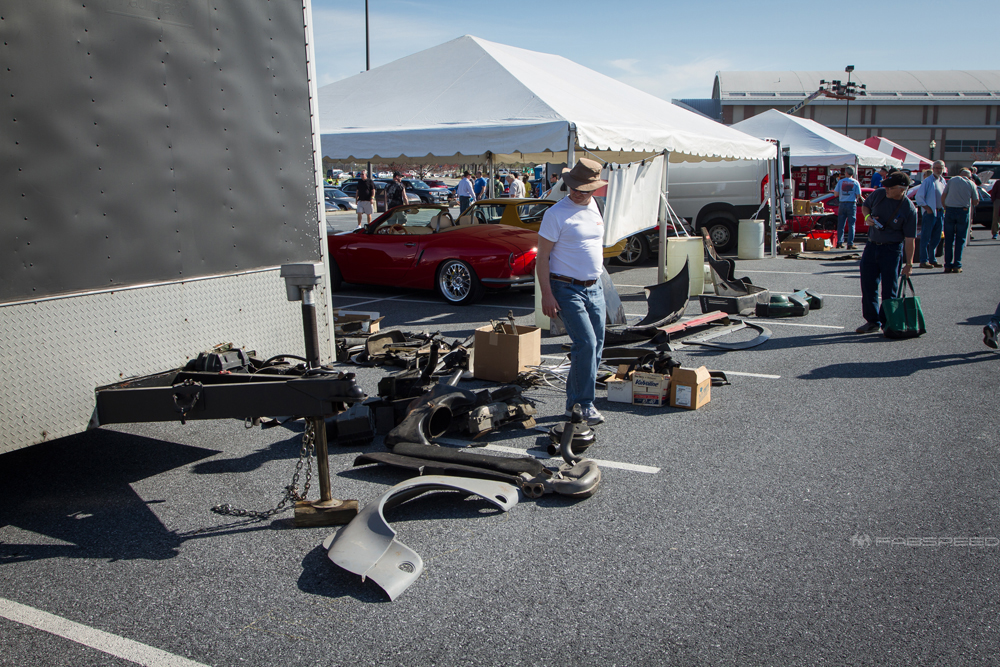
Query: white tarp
318,36,775,164
731,110,901,168
602,157,664,247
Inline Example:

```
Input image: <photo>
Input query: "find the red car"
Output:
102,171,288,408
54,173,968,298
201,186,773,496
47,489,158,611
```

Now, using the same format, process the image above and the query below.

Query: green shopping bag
883,277,926,339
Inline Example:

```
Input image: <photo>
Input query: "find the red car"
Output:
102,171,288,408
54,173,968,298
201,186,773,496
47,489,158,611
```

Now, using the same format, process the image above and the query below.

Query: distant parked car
339,178,420,211
324,187,357,211
402,178,450,205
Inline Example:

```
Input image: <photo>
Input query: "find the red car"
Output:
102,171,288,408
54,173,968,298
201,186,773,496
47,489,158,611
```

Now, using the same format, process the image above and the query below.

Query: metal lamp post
929,139,937,160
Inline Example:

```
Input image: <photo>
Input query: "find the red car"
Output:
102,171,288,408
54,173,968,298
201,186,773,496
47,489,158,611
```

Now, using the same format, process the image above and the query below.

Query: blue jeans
837,202,856,246
942,207,970,269
859,242,902,325
551,279,605,412
459,196,472,213
919,208,944,263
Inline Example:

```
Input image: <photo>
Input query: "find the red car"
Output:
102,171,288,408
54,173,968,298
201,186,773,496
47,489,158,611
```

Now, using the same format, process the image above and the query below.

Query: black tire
329,258,343,291
436,259,484,305
703,215,738,253
615,233,651,266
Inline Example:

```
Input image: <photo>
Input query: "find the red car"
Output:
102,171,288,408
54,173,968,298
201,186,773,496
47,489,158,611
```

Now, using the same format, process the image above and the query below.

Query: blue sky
310,0,977,101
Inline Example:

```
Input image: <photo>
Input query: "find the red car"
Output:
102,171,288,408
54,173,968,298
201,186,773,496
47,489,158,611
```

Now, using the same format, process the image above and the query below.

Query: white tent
318,35,775,165
731,110,901,168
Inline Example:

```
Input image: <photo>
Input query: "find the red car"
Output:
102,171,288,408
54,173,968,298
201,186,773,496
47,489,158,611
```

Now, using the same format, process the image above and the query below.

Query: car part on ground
659,318,772,351
755,293,810,318
547,405,596,460
518,459,602,499
384,382,537,447
603,262,690,346
325,403,376,447
322,476,518,600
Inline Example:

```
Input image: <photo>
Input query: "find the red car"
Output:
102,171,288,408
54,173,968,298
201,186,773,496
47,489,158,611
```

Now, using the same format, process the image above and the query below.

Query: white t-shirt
508,179,524,198
538,197,604,281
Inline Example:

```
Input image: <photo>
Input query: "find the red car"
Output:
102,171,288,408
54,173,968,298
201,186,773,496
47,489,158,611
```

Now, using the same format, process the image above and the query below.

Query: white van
667,159,770,253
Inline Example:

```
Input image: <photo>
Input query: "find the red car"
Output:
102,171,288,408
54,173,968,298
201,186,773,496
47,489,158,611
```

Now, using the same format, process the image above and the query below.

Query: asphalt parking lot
2,226,999,667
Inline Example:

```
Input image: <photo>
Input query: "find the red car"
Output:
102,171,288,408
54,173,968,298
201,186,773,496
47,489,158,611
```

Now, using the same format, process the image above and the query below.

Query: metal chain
210,419,316,520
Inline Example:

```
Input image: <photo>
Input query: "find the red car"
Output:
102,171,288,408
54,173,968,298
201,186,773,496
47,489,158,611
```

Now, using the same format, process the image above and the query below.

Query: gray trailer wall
1,0,321,302
0,1,334,454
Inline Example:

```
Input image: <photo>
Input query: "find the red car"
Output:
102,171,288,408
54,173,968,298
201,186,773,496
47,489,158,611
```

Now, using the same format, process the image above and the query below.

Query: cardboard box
792,199,812,216
473,323,540,383
333,310,383,334
606,365,634,404
804,237,828,252
670,366,711,410
632,371,669,407
779,239,805,255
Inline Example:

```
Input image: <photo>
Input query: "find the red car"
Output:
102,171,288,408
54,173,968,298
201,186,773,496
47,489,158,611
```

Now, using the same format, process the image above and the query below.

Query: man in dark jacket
385,172,407,210
855,171,917,334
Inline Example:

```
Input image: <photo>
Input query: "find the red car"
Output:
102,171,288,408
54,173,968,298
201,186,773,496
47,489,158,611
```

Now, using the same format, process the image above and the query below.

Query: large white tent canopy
318,35,775,165
731,110,901,168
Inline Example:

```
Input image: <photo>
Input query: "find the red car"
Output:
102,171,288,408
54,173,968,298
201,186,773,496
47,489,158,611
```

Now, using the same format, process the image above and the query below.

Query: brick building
711,71,1000,171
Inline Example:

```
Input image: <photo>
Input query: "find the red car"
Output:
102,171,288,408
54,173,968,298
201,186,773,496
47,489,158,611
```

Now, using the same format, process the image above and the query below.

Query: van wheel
703,216,737,253
615,234,650,265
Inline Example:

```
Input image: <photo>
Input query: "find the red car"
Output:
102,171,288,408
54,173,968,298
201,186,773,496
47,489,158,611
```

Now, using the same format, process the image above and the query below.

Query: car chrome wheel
437,259,483,305
616,234,650,265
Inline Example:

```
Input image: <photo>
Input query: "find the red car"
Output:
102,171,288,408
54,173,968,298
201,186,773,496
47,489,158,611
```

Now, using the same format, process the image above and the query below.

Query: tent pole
658,150,670,285
567,125,576,168
769,156,778,258
487,153,494,198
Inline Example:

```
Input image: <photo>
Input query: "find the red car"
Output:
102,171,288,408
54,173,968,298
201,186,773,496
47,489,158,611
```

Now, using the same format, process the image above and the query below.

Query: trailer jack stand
282,265,360,527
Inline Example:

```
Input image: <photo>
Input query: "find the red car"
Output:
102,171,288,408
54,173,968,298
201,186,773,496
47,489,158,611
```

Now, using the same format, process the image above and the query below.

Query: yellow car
460,198,630,261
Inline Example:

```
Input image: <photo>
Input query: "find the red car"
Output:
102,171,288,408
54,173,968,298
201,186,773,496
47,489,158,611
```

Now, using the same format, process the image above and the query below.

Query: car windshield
377,207,447,229
467,205,505,224
517,202,554,223
326,189,348,198
406,180,430,190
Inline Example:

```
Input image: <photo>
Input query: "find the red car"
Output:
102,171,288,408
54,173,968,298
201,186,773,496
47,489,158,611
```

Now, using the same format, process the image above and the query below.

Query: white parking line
483,444,661,474
754,320,844,329
720,371,781,379
773,291,862,299
738,270,819,275
0,597,210,667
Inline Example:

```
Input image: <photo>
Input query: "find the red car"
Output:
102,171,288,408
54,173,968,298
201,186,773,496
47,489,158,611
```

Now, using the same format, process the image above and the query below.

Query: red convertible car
327,204,537,305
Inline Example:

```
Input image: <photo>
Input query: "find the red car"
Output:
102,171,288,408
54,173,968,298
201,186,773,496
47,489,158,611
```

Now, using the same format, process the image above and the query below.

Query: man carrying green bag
855,171,918,334
882,277,926,338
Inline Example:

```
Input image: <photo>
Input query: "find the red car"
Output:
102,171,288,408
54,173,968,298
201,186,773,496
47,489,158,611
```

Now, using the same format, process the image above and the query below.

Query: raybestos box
632,371,669,406
473,324,541,383
670,366,711,410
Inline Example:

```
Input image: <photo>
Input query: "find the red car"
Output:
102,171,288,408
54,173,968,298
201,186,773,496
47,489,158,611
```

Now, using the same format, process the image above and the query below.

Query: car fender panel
322,475,518,600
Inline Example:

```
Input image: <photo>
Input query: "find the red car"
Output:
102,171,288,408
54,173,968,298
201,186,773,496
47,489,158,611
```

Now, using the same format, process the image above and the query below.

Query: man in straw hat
537,157,607,425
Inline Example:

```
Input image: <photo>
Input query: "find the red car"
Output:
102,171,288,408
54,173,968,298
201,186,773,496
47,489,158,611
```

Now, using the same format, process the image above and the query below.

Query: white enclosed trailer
0,1,335,454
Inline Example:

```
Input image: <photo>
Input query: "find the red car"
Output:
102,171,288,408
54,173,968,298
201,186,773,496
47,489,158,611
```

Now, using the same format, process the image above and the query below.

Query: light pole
365,0,371,181
929,139,937,161
828,67,866,137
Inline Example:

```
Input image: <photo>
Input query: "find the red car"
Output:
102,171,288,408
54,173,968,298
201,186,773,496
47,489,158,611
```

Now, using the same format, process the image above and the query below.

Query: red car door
335,207,443,285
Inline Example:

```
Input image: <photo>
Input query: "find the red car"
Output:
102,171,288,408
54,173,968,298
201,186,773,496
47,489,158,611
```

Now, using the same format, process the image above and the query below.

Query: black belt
551,274,597,287
870,241,902,245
